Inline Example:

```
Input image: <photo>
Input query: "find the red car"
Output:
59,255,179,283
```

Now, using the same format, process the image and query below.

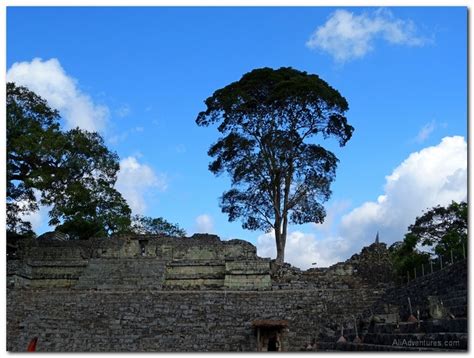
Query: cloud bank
257,230,350,269
306,8,429,62
256,136,467,270
116,156,167,214
340,135,467,248
7,58,109,132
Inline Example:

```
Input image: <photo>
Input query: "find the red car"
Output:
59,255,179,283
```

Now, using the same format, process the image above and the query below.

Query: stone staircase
75,258,167,290
379,282,468,322
317,318,467,351
436,286,468,318
316,264,468,352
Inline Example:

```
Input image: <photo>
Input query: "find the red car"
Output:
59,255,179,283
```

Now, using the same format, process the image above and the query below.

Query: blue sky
6,6,467,268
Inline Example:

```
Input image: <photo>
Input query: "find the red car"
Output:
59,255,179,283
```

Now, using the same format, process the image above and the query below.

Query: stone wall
9,234,465,352
371,259,468,320
270,242,394,290
7,287,383,352
8,234,272,291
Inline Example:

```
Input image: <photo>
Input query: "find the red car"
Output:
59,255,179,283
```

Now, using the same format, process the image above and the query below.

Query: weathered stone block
225,260,270,275
163,278,225,289
165,264,225,280
224,274,271,290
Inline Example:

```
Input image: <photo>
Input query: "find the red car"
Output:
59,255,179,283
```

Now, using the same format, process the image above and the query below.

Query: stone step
448,305,467,318
372,319,467,334
416,304,468,319
386,299,467,320
364,333,467,350
320,330,467,350
75,259,166,289
440,295,467,308
318,341,466,352
382,287,466,303
440,288,467,298
321,327,467,342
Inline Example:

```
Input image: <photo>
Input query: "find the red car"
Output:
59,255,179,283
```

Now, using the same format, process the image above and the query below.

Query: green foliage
7,82,62,234
7,82,131,239
196,67,354,263
389,234,431,278
130,215,186,237
408,201,467,258
390,201,467,277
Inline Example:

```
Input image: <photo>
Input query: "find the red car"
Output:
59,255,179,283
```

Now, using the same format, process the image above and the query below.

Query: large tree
7,82,62,235
407,201,467,258
196,67,354,264
389,201,467,277
7,82,131,239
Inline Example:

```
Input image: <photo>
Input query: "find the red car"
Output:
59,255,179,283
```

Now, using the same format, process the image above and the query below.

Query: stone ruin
6,233,467,352
8,234,271,291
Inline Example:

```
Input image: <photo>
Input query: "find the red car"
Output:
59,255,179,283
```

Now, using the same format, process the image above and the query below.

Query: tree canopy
129,215,187,237
196,67,354,264
407,201,467,258
7,82,131,239
390,201,467,277
7,82,62,235
389,233,431,279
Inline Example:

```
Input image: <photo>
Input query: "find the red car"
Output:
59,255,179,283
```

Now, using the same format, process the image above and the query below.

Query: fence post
414,267,417,279
440,255,443,269
451,250,454,264
430,260,433,274
407,271,410,283
422,264,425,276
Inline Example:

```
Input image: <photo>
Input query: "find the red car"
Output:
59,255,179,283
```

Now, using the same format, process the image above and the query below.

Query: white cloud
256,136,466,269
415,120,436,143
340,136,467,250
257,230,351,269
313,199,351,233
194,214,214,233
17,190,53,234
19,205,51,234
306,8,429,62
115,156,167,214
6,57,109,132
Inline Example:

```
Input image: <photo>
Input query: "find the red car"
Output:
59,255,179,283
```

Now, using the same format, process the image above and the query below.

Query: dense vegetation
7,82,184,240
390,201,467,277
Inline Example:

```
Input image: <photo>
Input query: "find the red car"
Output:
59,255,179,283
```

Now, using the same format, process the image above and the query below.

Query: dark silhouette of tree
7,82,131,239
196,67,354,264
7,82,62,235
130,215,186,237
408,201,467,258
389,234,431,278
389,201,467,277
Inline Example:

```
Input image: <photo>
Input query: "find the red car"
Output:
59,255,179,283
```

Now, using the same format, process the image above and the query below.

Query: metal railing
402,244,467,285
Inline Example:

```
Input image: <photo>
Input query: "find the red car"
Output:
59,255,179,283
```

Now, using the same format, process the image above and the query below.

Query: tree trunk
275,226,286,266
275,168,291,267
274,216,285,265
275,239,284,265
